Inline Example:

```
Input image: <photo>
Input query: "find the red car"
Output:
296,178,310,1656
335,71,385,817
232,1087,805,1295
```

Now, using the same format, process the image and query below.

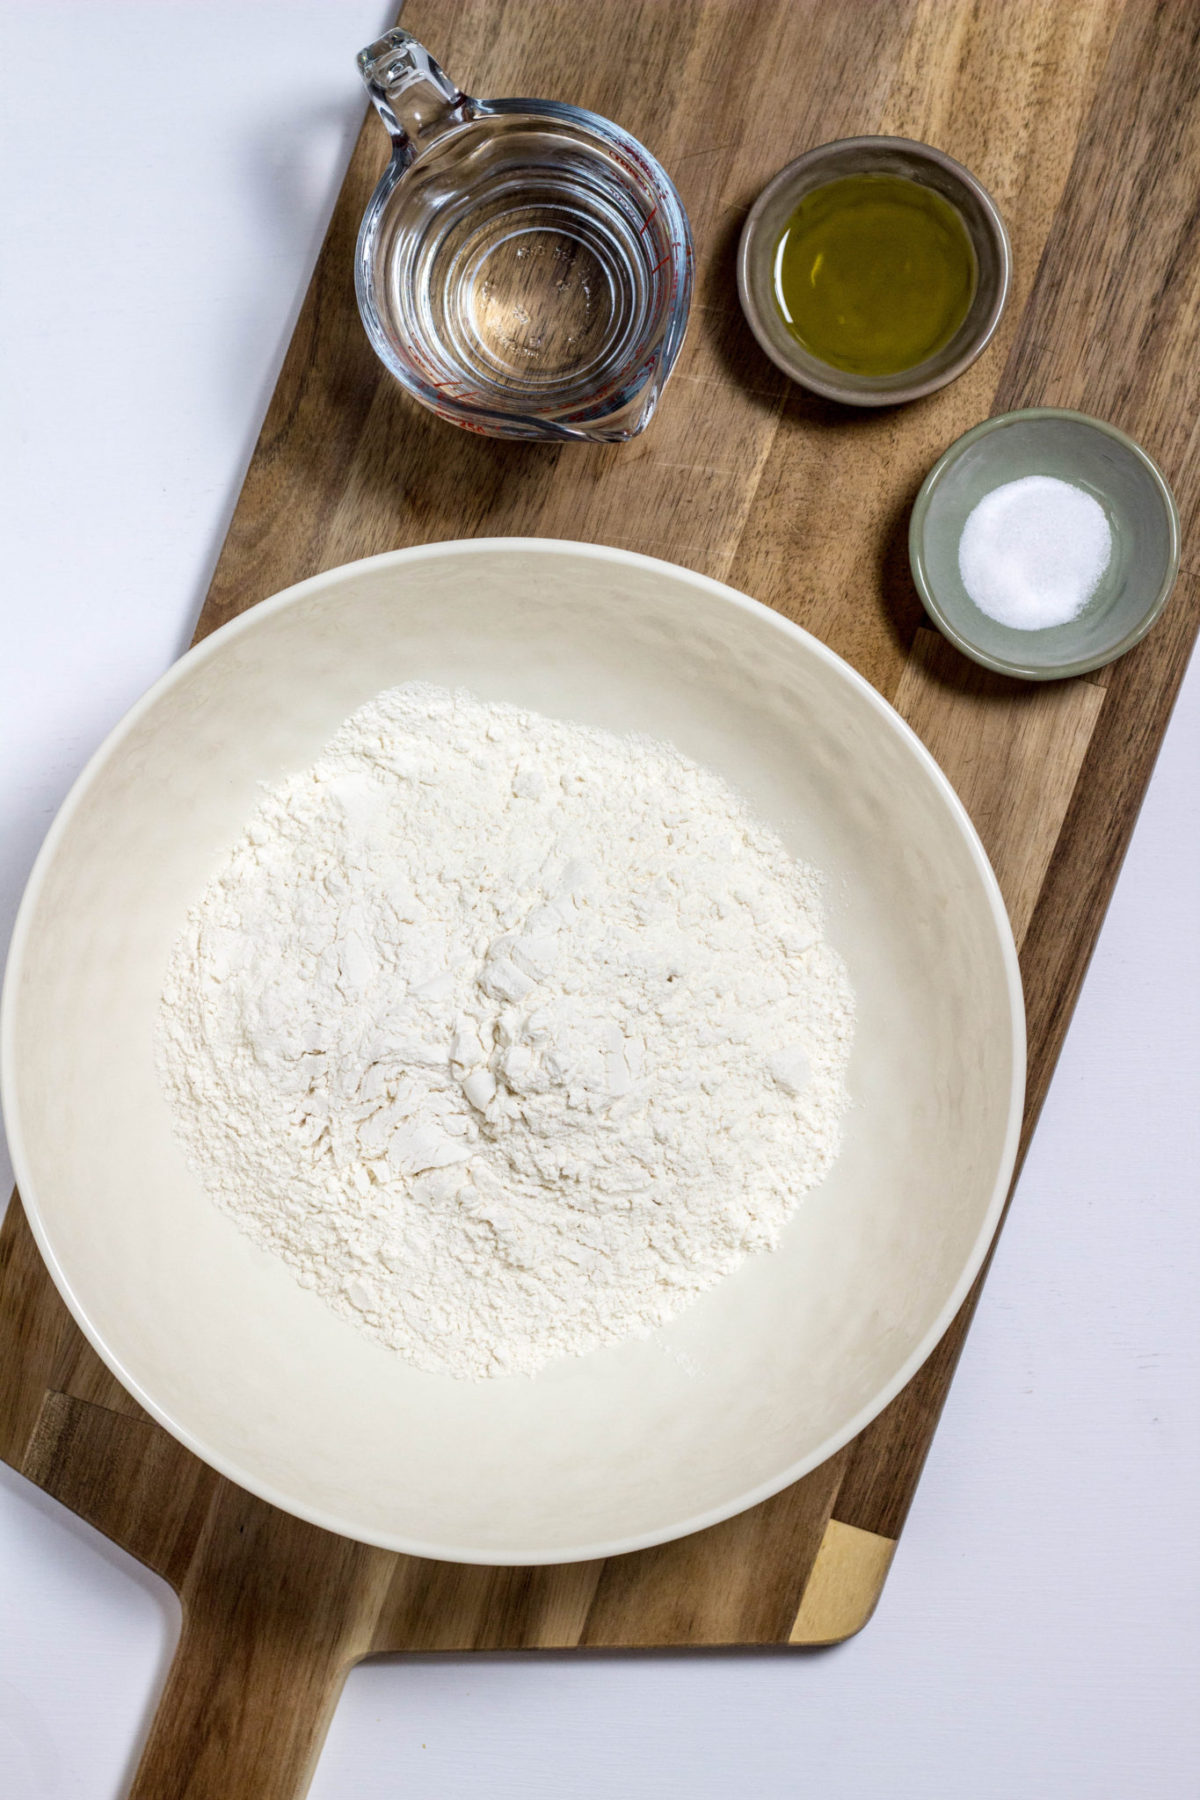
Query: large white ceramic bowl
1,540,1024,1563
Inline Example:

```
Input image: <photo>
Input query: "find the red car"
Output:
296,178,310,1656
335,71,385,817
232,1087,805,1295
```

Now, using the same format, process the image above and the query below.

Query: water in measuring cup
369,115,688,435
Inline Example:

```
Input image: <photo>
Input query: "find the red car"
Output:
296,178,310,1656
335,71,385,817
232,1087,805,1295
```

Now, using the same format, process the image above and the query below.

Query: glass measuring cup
356,26,694,442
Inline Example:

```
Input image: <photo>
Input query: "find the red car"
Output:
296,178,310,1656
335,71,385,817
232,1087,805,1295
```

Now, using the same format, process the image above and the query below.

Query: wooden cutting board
3,2,1199,1793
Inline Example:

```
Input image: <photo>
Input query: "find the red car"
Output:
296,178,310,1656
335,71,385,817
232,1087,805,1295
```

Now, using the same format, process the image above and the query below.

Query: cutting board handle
126,1485,394,1800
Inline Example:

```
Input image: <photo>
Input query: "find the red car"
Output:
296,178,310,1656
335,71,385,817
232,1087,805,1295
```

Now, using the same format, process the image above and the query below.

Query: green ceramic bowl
909,409,1180,680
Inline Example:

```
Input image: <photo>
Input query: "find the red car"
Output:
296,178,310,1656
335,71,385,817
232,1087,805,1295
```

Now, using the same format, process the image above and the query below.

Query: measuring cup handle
358,27,470,157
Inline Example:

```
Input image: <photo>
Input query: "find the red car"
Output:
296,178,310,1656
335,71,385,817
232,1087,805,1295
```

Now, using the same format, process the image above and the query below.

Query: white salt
958,474,1112,630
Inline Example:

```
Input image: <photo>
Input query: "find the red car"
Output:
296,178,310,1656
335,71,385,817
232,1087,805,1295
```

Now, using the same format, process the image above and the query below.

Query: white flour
159,684,855,1378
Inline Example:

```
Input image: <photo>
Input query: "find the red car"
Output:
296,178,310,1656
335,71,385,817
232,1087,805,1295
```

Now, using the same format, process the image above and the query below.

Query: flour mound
159,684,855,1378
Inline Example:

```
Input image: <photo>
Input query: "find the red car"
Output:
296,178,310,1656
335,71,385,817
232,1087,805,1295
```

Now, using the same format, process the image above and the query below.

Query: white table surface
1,4,1197,1795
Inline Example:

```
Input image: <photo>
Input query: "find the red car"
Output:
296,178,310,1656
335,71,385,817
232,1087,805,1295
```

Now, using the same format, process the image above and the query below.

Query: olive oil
772,174,976,376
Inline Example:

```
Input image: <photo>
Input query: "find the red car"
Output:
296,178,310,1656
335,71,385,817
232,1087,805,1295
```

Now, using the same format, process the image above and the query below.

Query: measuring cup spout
357,28,470,158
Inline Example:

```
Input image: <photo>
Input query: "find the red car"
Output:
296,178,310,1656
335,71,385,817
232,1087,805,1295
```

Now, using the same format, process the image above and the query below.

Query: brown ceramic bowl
737,136,1011,407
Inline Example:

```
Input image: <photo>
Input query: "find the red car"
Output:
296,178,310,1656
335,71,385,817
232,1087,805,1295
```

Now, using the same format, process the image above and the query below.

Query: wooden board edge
787,1519,896,1646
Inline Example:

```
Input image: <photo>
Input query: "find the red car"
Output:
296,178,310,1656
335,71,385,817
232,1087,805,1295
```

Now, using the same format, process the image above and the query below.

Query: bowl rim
909,407,1182,681
0,537,1026,1563
736,134,1012,407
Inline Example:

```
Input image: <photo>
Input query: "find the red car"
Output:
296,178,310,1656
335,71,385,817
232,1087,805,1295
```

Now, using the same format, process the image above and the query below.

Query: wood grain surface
3,2,1200,1794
